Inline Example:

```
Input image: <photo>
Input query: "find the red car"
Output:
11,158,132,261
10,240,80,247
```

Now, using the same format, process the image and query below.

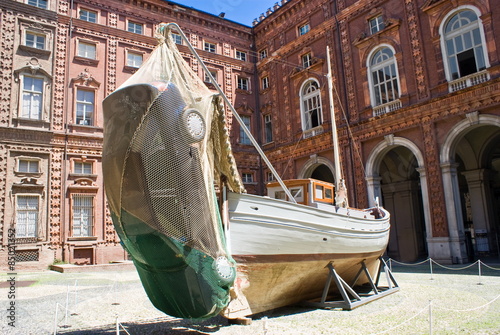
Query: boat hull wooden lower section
223,251,382,317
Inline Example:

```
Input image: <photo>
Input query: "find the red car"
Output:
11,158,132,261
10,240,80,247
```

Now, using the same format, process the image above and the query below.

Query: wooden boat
101,23,392,321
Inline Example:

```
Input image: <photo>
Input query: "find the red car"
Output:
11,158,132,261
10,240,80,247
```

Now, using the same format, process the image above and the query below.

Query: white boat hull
223,192,390,317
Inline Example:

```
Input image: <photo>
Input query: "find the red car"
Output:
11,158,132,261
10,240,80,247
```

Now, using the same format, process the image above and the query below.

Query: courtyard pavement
1,259,499,334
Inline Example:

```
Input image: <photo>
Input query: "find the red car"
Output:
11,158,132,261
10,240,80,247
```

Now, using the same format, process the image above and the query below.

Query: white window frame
16,195,39,238
242,173,253,183
261,76,269,90
302,53,312,68
369,15,385,35
126,50,143,68
240,115,251,145
77,40,97,59
298,23,310,36
72,194,94,237
17,158,40,173
74,161,93,174
27,0,47,9
236,50,247,61
259,49,268,60
264,114,272,143
367,44,401,107
204,42,216,53
75,88,95,126
21,75,44,120
127,21,143,35
439,6,489,82
237,76,249,91
204,70,217,84
171,32,182,45
299,79,323,131
79,9,97,23
25,31,46,50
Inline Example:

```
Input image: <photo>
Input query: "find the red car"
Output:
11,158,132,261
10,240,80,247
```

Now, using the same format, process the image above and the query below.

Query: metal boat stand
304,257,399,310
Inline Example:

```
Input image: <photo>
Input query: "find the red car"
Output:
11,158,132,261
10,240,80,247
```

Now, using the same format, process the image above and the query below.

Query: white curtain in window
16,196,39,238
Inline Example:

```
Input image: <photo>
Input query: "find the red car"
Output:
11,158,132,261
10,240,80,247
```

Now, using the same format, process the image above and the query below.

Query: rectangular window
126,51,143,68
236,50,247,61
369,16,385,35
264,114,273,143
18,159,39,173
259,49,268,60
16,195,39,238
22,76,43,119
72,194,94,237
240,115,251,145
79,9,97,23
25,32,45,49
242,173,253,183
302,53,312,68
74,162,92,174
77,41,96,59
204,42,216,53
237,77,249,90
298,23,310,36
76,89,94,126
171,33,182,45
27,0,47,9
266,171,275,182
204,70,217,83
128,21,143,34
261,76,269,90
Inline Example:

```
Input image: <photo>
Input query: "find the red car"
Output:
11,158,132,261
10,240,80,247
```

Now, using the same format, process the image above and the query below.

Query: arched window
368,46,400,107
300,79,322,131
442,8,487,80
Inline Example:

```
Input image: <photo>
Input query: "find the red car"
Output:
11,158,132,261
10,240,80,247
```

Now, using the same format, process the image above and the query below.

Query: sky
168,0,280,26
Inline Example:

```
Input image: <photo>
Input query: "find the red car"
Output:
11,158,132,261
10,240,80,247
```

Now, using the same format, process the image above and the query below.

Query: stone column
441,162,467,263
462,169,493,253
365,175,382,207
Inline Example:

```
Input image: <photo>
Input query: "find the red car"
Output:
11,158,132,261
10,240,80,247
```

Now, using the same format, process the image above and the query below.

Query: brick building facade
0,0,499,269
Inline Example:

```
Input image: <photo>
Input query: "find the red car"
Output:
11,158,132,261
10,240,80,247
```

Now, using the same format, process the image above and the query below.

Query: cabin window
275,190,286,200
290,187,304,202
442,8,487,80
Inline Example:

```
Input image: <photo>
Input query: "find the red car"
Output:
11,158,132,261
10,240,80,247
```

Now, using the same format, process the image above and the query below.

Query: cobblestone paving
1,261,499,334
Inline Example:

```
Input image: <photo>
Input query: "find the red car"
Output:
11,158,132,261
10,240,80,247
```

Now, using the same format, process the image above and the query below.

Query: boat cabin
267,179,335,208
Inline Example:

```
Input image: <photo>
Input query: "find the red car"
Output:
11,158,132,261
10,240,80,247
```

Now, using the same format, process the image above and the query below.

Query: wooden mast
326,46,348,207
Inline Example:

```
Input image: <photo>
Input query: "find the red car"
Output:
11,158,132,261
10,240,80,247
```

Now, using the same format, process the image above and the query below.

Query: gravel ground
1,260,499,335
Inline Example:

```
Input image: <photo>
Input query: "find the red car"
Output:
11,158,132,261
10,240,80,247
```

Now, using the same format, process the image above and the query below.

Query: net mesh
103,24,244,261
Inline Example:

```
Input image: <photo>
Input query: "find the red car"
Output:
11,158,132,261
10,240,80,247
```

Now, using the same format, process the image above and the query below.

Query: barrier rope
434,293,500,312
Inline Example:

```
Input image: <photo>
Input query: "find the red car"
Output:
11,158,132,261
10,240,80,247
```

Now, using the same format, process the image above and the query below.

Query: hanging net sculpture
102,23,244,319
